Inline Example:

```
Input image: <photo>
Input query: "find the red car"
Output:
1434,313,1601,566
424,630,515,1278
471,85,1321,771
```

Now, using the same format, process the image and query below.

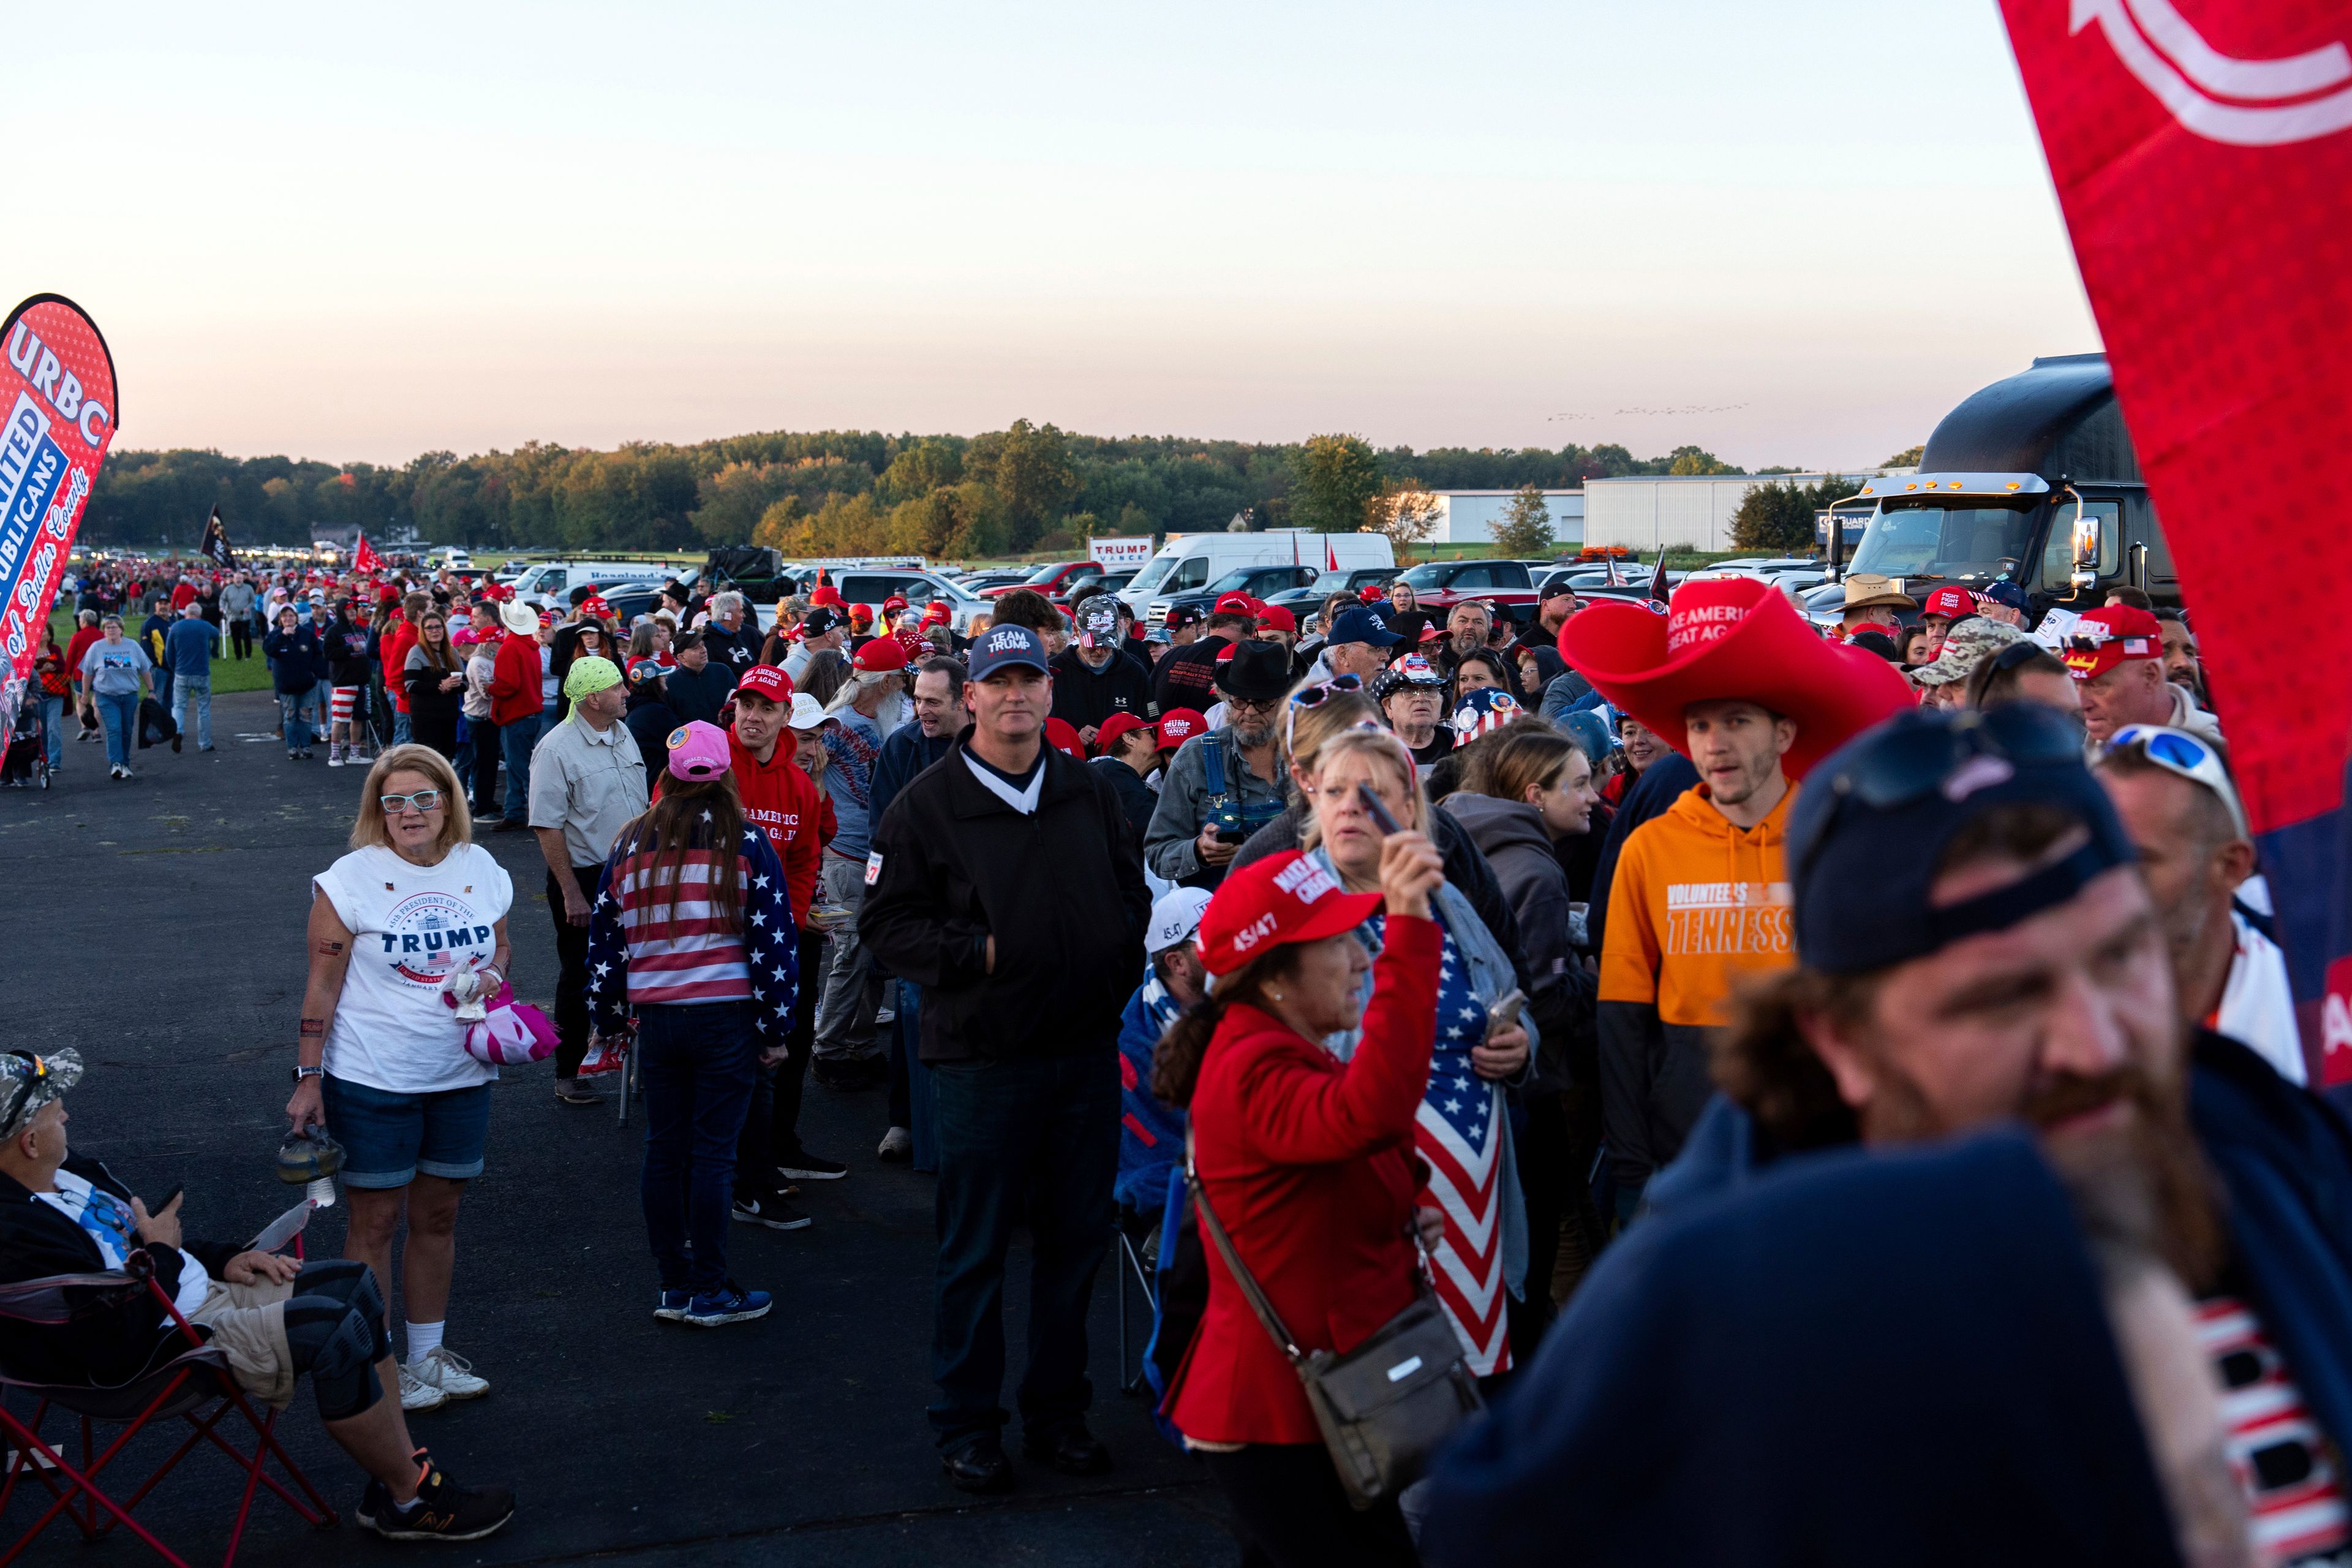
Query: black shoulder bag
1186,1138,1483,1509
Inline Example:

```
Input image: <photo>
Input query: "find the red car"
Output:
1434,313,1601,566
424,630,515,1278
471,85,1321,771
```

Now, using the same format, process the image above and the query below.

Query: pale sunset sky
5,1,2097,470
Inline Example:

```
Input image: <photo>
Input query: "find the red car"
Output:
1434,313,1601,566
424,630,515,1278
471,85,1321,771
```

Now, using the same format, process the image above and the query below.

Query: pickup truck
1392,559,1541,625
982,561,1102,601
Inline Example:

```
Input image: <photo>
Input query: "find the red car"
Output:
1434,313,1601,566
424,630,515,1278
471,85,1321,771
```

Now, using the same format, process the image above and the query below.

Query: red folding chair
0,1249,339,1568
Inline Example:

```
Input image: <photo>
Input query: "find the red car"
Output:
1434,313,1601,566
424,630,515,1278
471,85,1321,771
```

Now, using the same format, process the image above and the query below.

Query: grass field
47,606,276,694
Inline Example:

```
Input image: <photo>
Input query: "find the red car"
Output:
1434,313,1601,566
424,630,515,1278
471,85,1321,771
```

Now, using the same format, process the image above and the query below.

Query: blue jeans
153,666,173,714
278,691,314,753
638,1001,758,1293
320,1075,493,1188
929,1050,1120,1450
38,697,62,771
172,676,211,751
500,709,540,821
392,711,412,747
95,692,137,768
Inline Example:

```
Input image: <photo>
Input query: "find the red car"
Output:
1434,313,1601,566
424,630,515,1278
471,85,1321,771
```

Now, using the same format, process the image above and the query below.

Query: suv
1393,558,1540,622
1150,564,1325,627
1261,567,1396,622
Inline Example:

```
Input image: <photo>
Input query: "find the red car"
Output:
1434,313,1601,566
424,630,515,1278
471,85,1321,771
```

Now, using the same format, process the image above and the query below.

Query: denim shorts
320,1076,493,1188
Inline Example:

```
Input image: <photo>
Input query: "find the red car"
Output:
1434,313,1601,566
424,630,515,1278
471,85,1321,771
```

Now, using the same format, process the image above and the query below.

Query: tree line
79,424,1769,558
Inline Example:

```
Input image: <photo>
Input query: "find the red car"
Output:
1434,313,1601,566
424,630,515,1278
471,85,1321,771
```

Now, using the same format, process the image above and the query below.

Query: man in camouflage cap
1908,616,2029,707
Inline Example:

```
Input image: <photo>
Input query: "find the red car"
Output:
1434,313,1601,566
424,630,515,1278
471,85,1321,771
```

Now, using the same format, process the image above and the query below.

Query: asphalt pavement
1,689,1234,1567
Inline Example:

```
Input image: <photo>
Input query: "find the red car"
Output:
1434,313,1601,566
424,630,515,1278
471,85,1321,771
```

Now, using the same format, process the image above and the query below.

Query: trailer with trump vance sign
0,294,119,737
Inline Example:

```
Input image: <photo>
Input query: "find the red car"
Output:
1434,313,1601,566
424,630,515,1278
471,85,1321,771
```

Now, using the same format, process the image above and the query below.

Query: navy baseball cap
1327,607,1402,648
1787,704,2137,975
1981,581,2029,611
968,624,1049,679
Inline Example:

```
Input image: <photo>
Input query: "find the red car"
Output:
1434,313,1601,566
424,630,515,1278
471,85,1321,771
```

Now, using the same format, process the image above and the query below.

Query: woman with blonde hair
1293,725,1534,1379
287,744,512,1412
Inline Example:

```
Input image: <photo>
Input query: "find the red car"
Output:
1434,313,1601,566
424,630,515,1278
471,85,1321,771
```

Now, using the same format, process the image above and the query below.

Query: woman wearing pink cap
1150,834,1450,1567
583,721,801,1328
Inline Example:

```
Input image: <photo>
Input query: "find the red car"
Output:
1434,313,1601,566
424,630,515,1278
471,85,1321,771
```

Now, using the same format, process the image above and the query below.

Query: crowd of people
4,544,2344,1567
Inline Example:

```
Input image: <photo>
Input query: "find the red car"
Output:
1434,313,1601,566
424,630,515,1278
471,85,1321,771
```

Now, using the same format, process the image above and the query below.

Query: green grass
48,606,275,695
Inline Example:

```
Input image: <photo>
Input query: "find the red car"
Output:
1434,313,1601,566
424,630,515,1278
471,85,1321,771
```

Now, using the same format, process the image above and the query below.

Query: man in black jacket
1048,595,1153,748
0,1050,512,1542
862,625,1152,1496
659,631,737,728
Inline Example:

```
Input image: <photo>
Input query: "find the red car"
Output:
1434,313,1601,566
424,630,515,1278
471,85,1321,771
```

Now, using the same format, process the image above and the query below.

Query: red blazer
1166,913,1441,1446
486,633,544,726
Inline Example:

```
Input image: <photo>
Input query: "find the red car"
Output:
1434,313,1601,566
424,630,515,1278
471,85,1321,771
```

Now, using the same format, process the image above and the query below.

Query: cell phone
153,1185,183,1214
1214,827,1246,845
1485,990,1526,1033
1357,782,1401,837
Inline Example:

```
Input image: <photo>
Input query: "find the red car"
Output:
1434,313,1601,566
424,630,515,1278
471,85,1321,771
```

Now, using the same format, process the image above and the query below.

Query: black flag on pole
200,505,236,568
1648,548,1671,608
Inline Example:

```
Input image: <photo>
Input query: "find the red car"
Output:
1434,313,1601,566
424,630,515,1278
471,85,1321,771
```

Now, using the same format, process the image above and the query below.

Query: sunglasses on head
380,788,444,814
1291,674,1363,708
2104,725,2247,839
1,1052,50,1138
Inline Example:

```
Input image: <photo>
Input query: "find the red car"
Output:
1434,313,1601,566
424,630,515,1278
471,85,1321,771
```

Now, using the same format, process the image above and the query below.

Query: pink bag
461,982,558,1066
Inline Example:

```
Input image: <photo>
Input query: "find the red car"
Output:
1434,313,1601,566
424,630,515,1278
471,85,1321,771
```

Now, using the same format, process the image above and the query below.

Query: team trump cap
968,624,1050,679
1196,851,1382,979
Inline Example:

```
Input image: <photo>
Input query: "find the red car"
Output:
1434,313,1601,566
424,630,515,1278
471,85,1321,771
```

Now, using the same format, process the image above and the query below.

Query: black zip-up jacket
662,661,737,728
1049,646,1154,733
862,733,1152,1063
1088,754,1159,851
0,1159,242,1389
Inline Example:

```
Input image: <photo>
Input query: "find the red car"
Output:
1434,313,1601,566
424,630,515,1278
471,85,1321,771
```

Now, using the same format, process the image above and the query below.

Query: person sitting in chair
0,1050,514,1543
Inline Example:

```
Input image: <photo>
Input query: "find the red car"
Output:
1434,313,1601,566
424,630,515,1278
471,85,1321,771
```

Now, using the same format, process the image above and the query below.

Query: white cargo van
507,560,674,611
1118,532,1393,620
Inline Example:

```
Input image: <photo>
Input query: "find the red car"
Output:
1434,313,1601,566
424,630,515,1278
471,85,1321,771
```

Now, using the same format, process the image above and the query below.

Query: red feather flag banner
0,294,118,737
1997,0,2352,1080
353,532,383,573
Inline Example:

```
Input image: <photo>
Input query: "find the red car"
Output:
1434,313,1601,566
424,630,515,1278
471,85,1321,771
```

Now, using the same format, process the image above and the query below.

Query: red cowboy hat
1558,577,1911,780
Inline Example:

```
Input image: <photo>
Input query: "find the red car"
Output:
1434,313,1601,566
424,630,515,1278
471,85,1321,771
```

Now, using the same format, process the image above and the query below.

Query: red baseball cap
1096,712,1153,754
853,635,909,673
809,585,846,609
1044,717,1088,761
1196,850,1382,978
1921,586,1976,621
734,664,795,705
1213,591,1257,617
2062,605,2163,682
849,603,875,627
1156,708,1207,750
1254,603,1297,635
881,595,909,613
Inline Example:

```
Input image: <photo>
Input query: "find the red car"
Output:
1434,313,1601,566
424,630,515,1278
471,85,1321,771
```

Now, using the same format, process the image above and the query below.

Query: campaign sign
0,295,118,733
1087,535,1155,570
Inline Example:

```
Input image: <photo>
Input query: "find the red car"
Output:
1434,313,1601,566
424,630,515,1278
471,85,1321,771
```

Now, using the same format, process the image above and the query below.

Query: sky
5,1,2099,472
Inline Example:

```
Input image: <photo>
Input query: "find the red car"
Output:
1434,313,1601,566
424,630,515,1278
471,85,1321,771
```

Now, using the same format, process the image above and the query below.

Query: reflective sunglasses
379,788,445,814
2104,724,2247,840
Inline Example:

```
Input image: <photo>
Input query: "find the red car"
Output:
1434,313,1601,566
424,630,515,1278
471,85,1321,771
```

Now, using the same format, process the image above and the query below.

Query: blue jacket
1114,967,1187,1213
1430,1027,2352,1568
163,617,214,680
1420,1129,2183,1567
870,722,953,827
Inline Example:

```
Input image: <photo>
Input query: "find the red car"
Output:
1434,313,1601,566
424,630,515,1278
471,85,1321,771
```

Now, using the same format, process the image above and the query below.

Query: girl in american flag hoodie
585,721,799,1323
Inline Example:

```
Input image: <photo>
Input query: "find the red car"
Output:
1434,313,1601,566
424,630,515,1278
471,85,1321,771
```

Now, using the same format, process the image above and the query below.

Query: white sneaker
407,1346,489,1401
877,1126,913,1161
398,1363,448,1412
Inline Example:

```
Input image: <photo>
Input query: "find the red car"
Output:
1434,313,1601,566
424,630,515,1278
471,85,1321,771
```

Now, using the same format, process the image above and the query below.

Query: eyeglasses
379,789,445,814
2105,724,2247,840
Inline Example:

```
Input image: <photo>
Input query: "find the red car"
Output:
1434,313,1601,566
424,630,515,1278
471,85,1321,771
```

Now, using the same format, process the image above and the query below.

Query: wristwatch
291,1065,324,1084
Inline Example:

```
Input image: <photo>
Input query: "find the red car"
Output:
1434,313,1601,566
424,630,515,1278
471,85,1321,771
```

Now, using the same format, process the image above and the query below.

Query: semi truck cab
1821,353,2176,624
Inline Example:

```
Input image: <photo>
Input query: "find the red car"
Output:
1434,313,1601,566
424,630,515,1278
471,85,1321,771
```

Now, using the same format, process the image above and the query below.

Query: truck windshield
1128,557,1174,592
1021,564,1068,585
1849,500,2042,582
1401,562,1450,589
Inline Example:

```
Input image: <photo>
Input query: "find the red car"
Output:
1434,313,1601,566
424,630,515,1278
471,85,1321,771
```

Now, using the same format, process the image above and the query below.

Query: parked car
1119,532,1394,622
982,560,1102,601
1261,567,1397,624
1391,557,1541,624
1150,564,1327,628
1054,568,1137,606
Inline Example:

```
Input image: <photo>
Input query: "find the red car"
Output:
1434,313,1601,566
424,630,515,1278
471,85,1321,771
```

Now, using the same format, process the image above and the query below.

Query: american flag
1417,956,1510,1376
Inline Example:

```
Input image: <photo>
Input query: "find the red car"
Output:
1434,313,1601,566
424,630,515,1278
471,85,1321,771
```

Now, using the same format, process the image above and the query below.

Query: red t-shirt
170,582,198,611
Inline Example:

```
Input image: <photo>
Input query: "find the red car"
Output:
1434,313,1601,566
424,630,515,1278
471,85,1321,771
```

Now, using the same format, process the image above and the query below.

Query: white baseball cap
1147,888,1213,956
785,692,829,732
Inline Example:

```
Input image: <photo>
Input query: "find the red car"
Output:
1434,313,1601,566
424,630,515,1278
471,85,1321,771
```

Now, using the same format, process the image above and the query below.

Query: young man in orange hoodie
1564,577,1914,1223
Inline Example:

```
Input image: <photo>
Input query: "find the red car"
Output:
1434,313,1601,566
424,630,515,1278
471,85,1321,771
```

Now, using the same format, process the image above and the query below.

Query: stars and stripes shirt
1371,912,1512,1379
2196,1294,2350,1566
585,820,798,1038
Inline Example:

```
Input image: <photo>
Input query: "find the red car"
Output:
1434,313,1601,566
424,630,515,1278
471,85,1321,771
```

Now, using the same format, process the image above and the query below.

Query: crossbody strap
1186,1131,1305,1365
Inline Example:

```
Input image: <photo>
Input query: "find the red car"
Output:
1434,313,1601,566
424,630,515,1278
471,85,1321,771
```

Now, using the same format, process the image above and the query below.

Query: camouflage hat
1,1049,81,1140
1910,617,2028,688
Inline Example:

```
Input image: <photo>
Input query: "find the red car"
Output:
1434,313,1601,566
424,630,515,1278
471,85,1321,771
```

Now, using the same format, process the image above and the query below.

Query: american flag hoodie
586,818,798,1039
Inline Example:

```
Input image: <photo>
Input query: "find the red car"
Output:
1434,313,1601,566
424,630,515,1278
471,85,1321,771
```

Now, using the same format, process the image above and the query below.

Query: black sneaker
732,1193,812,1231
778,1152,848,1182
810,1060,873,1092
359,1453,514,1542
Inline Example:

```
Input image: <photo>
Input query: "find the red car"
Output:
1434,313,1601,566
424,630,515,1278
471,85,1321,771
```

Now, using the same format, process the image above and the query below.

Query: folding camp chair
1112,1218,1157,1398
0,1248,339,1568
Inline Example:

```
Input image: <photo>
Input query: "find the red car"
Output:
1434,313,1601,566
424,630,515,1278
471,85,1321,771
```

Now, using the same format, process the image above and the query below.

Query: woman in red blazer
1154,836,1449,1568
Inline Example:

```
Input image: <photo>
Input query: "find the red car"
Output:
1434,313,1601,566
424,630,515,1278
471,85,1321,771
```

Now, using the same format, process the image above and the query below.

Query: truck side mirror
2065,488,2099,590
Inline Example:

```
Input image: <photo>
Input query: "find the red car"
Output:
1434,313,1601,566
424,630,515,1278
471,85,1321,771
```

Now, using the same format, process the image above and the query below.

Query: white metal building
1426,489,1586,546
1581,474,1883,554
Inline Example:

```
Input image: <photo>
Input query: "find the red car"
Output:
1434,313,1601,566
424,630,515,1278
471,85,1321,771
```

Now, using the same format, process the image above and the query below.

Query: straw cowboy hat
1838,573,1917,615
1558,576,1913,779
